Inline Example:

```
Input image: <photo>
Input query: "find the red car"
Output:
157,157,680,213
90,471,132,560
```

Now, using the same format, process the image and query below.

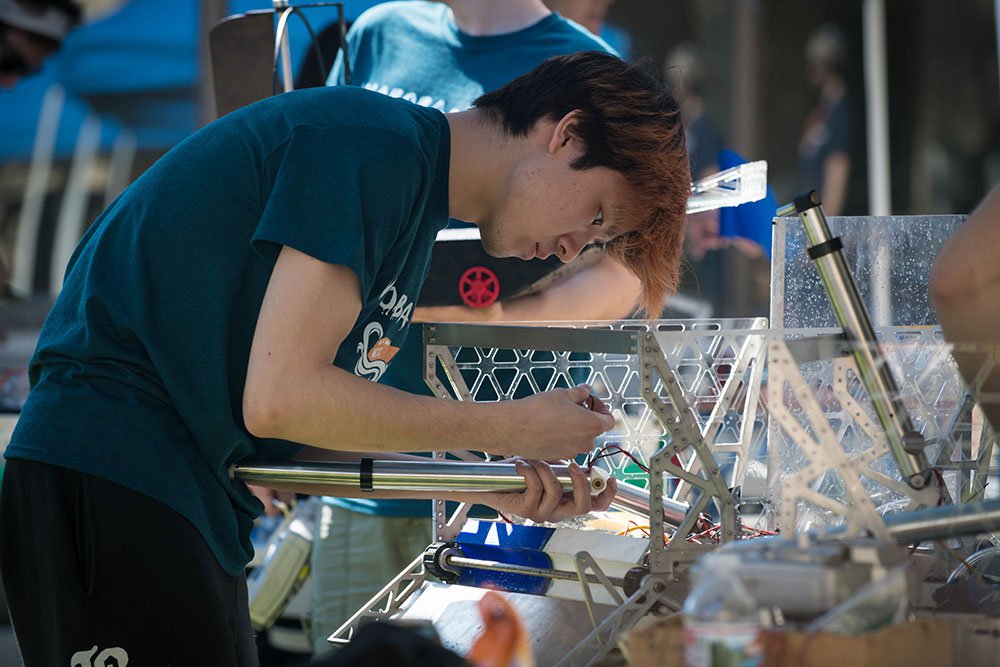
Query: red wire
498,511,514,524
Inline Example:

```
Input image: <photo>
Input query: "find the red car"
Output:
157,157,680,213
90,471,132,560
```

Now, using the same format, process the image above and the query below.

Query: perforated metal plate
424,319,769,509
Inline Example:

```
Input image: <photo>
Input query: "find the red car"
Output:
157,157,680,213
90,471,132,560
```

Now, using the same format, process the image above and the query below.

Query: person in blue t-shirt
0,51,689,665
299,1,642,654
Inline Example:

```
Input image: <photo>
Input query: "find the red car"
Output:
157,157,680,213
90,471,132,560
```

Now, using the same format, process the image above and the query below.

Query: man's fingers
590,409,615,433
515,459,542,510
568,384,591,404
530,460,564,520
592,477,617,512
567,461,592,516
588,395,612,415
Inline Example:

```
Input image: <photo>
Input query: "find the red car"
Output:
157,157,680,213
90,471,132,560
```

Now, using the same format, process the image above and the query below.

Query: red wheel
458,266,500,308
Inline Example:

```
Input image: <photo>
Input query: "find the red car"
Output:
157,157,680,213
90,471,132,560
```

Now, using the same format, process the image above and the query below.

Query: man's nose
556,233,587,263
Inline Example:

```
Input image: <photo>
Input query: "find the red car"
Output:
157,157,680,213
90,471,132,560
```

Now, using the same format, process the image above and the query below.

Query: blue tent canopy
0,0,382,157
0,61,123,161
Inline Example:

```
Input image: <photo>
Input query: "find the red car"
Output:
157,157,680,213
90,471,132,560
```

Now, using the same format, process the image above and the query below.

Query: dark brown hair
474,51,690,316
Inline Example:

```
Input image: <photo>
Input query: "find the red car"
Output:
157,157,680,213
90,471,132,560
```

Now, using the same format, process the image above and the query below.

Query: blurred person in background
663,42,774,321
665,42,772,263
0,0,80,88
665,42,723,262
797,23,851,216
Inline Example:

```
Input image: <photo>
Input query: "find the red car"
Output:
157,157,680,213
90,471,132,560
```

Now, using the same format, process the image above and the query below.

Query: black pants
0,459,258,667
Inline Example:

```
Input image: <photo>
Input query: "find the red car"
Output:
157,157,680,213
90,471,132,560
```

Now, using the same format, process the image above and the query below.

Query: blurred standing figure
797,24,851,215
665,42,723,260
0,0,80,88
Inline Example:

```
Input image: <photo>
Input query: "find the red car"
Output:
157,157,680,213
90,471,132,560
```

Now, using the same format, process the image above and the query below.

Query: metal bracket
769,338,906,540
574,551,624,641
327,553,428,646
641,332,740,571
554,573,680,667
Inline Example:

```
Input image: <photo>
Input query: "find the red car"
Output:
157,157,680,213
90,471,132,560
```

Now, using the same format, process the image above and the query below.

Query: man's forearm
251,369,509,454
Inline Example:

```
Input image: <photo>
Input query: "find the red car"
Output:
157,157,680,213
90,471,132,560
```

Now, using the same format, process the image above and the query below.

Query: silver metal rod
233,459,606,494
445,554,625,588
369,460,605,494
863,0,892,217
611,481,689,529
235,460,360,487
784,193,930,489
274,2,294,93
883,498,1000,544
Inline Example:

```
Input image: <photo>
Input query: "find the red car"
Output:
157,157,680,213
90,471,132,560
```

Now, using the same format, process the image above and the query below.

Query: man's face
479,113,633,264
0,26,58,88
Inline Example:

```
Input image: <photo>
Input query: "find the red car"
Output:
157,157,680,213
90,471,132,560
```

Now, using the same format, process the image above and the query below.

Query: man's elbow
242,386,289,439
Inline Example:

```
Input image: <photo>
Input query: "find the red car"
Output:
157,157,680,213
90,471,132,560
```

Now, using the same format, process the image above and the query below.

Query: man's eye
591,211,604,226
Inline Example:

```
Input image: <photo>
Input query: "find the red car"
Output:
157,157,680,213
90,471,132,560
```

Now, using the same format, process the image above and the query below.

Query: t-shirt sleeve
252,124,423,300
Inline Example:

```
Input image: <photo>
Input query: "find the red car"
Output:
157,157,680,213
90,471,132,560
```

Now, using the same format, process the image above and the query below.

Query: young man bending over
0,52,688,666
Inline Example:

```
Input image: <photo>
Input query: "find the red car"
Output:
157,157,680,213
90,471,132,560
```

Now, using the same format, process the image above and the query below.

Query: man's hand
500,384,615,460
475,458,617,523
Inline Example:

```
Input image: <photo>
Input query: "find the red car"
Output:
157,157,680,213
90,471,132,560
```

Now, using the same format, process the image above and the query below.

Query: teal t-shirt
5,86,451,576
326,0,617,517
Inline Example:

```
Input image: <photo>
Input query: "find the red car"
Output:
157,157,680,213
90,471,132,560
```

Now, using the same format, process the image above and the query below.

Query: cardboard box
622,616,953,667
622,614,685,667
761,619,952,667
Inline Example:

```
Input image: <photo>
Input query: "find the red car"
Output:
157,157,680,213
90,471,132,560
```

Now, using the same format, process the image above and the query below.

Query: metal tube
236,461,689,527
275,3,294,92
863,0,892,218
781,192,930,489
884,498,1000,544
445,554,625,588
863,0,894,326
611,482,689,529
369,460,605,494
233,459,606,494
235,460,360,487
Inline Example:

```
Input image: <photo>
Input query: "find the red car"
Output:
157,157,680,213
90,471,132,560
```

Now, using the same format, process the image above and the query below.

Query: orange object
467,591,534,667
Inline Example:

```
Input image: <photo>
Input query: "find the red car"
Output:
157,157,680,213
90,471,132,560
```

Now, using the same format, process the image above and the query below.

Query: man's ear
547,110,583,155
